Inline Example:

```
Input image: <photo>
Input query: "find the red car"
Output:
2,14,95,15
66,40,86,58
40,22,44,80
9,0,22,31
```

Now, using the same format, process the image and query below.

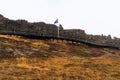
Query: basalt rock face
0,15,57,37
60,29,86,40
0,14,120,49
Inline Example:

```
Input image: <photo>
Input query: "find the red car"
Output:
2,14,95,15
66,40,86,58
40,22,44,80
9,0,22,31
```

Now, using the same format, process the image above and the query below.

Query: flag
54,19,58,24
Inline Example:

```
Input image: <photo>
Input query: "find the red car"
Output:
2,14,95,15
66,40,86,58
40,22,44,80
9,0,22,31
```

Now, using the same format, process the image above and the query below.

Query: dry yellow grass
0,34,120,80
0,57,119,80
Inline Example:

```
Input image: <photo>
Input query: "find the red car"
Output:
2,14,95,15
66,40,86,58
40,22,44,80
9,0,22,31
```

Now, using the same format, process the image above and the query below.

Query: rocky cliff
0,14,120,49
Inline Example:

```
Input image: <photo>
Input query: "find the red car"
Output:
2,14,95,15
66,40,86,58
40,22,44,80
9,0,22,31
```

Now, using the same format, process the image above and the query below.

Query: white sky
0,0,120,37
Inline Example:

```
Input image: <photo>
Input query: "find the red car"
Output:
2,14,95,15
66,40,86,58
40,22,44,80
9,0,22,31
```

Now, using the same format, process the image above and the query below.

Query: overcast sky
0,0,120,37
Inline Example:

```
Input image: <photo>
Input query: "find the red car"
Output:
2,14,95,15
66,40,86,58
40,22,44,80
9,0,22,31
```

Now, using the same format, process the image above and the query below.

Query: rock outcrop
0,14,120,49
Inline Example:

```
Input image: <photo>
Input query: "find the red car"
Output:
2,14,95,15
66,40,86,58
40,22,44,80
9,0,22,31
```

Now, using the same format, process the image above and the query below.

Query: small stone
5,47,14,52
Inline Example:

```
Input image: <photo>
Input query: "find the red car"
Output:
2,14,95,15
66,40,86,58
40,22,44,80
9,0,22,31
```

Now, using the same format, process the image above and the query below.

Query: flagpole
54,19,59,38
58,25,59,38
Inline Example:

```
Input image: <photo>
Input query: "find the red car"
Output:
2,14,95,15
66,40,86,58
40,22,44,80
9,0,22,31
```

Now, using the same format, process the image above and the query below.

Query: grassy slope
0,34,120,80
